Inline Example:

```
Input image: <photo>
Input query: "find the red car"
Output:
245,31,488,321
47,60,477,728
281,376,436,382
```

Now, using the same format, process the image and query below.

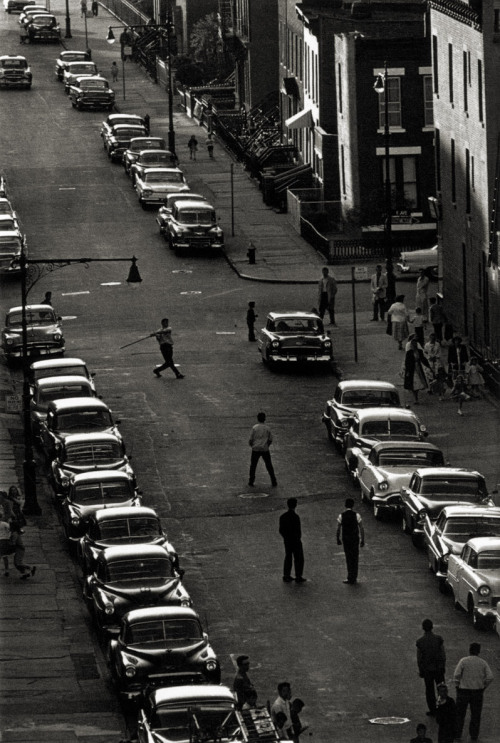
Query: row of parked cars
322,378,500,633
0,175,28,276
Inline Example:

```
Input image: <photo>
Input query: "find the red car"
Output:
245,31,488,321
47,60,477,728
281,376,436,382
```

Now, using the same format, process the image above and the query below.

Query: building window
478,59,483,122
378,77,402,128
338,63,343,114
465,148,471,213
423,75,433,126
451,138,456,203
341,144,346,195
471,155,475,190
432,35,439,94
299,39,303,81
435,127,441,192
463,51,468,112
381,156,419,210
448,43,454,104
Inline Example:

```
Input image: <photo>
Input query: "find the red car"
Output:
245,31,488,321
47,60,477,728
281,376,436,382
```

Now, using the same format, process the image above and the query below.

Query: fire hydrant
247,242,256,264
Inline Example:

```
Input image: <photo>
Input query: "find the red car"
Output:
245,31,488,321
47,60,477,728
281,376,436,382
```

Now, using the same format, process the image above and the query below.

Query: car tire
438,579,449,595
140,200,148,210
325,421,334,442
402,512,412,535
373,503,382,521
411,530,422,548
469,597,484,630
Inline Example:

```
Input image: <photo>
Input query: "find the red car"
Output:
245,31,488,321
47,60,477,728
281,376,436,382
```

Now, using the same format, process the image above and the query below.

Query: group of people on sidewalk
0,486,36,580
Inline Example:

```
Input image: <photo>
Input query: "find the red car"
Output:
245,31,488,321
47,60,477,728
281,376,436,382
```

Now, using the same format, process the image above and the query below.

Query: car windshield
0,240,21,253
57,410,113,430
72,480,132,503
273,318,323,334
34,365,87,380
443,518,500,540
131,141,165,153
476,551,500,570
378,450,444,467
342,390,400,407
361,421,418,437
68,64,95,74
113,128,143,138
0,219,17,230
61,53,87,62
140,151,171,164
97,516,161,542
81,80,108,90
1,59,28,69
177,210,215,225
8,310,55,325
150,704,237,739
420,478,484,497
145,172,183,183
39,385,91,404
126,618,202,647
65,442,122,465
106,557,170,585
32,15,56,25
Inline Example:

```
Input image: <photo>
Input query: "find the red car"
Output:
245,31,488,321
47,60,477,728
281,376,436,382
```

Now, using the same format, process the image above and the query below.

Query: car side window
334,388,341,403
461,545,471,562
467,550,478,569
266,319,275,331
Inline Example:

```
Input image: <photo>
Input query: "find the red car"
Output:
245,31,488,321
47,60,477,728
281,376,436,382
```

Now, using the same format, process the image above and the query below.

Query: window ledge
422,126,435,132
377,127,406,134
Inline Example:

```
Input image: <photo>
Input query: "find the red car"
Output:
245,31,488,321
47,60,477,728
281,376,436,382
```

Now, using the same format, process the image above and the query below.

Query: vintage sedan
30,357,96,392
51,433,133,502
0,214,21,233
79,506,180,577
352,441,445,519
40,397,121,461
166,200,224,255
68,76,114,111
54,49,91,80
0,54,32,88
258,311,333,366
0,233,23,276
397,244,438,277
322,379,401,447
30,374,95,437
22,13,60,42
135,167,189,207
130,149,177,183
1,305,64,360
400,468,494,544
0,197,17,218
103,124,148,162
63,60,99,92
108,606,220,701
100,113,146,139
123,138,169,174
156,193,205,235
4,0,35,13
343,407,427,467
424,506,500,589
60,470,141,542
83,544,191,637
446,537,500,629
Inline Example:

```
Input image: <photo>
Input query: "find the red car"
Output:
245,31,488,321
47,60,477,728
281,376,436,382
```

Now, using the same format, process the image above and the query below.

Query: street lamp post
83,8,88,50
64,0,71,38
19,253,142,516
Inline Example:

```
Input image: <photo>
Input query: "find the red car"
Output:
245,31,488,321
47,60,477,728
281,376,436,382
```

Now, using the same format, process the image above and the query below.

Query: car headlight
478,585,491,597
125,666,136,677
272,341,280,348
5,338,14,346
340,419,350,428
104,603,114,615
205,660,217,671
142,189,152,196
180,598,190,607
323,340,331,348
61,477,69,487
378,481,389,491
417,509,427,522
53,333,62,341
420,425,427,432
71,516,80,526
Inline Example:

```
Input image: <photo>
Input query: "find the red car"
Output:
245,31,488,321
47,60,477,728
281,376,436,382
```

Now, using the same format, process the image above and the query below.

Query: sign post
351,266,368,363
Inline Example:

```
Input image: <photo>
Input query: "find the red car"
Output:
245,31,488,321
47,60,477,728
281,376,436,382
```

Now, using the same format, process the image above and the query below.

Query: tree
189,12,220,79
175,56,205,87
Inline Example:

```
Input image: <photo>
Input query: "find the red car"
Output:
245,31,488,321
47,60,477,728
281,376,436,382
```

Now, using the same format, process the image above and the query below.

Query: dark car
401,468,494,545
83,544,191,637
322,379,401,447
23,12,60,42
68,75,114,111
156,193,206,236
108,606,220,701
55,49,91,80
103,124,148,162
30,374,95,437
78,505,180,577
123,138,169,175
60,470,141,542
0,54,32,88
1,305,64,361
130,148,177,183
166,200,224,255
100,113,146,139
258,311,333,366
50,432,134,502
4,0,35,13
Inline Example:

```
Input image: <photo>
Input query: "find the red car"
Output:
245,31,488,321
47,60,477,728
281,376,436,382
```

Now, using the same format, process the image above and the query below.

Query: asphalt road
1,10,499,743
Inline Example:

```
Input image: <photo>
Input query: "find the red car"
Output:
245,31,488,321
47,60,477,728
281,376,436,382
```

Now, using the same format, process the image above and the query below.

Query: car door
456,547,477,608
357,449,375,497
425,513,446,571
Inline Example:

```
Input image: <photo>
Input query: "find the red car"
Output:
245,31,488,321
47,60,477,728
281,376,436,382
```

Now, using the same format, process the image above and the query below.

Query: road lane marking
61,291,90,296
101,282,121,286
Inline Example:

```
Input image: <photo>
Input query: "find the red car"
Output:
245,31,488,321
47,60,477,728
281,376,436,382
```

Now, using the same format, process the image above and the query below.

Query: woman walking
403,337,431,405
416,268,430,320
387,295,410,350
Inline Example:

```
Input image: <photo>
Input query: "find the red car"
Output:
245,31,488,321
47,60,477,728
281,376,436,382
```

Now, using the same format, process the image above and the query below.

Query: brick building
429,0,500,360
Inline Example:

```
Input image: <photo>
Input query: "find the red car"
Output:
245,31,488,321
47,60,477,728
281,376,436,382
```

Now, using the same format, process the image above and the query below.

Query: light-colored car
63,61,99,92
446,537,500,629
258,311,333,366
166,200,224,255
4,0,35,13
55,49,91,80
424,506,500,590
68,76,114,111
397,244,438,277
0,54,32,88
129,148,177,183
99,113,146,139
0,232,23,275
156,193,206,235
1,304,64,359
30,374,95,436
353,441,445,519
135,167,189,207
30,357,96,392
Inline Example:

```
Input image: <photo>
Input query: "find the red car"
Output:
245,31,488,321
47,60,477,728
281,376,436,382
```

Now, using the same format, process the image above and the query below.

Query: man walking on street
248,412,277,488
416,618,446,716
152,318,184,379
370,264,388,321
233,655,257,709
336,498,364,584
279,497,305,583
454,642,493,741
317,267,337,326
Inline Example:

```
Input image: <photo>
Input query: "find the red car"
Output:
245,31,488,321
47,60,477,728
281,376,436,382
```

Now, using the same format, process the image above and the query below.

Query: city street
0,5,499,743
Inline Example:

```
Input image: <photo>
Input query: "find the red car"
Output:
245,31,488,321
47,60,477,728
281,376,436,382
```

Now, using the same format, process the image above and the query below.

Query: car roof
371,441,441,454
111,124,146,131
129,138,165,146
164,193,204,203
356,407,419,422
93,505,158,522
72,470,132,484
143,167,183,175
414,467,483,478
66,61,95,68
338,380,398,392
9,304,54,313
124,606,198,624
268,311,320,320
0,55,28,61
439,505,500,518
137,149,171,157
31,357,86,370
75,75,108,83
48,398,110,412
100,544,169,561
176,200,213,210
106,113,143,122
62,432,122,446
0,229,21,237
463,537,500,551
59,50,89,58
151,684,234,706
35,375,93,389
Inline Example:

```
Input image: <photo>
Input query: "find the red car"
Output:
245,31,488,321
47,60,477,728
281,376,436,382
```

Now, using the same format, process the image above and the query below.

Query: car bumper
3,345,64,358
109,147,127,160
173,239,224,250
371,492,403,511
0,78,31,87
268,353,332,362
119,671,206,699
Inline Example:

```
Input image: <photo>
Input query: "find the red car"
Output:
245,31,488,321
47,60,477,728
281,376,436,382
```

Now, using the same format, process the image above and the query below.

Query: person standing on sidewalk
370,264,388,321
91,0,98,15
246,301,257,342
248,412,277,488
188,135,198,160
111,62,119,83
415,618,446,716
152,318,184,379
336,498,364,584
317,267,337,326
279,497,305,583
435,683,456,743
80,0,87,16
206,133,214,158
233,655,257,709
454,642,493,742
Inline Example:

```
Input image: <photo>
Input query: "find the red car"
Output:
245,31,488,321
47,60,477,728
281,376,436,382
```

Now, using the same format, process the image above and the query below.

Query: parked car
22,13,60,42
321,379,401,447
0,197,17,218
51,433,134,503
100,113,146,139
122,138,169,175
446,537,500,629
135,167,189,207
0,172,7,197
156,193,205,236
40,397,121,461
344,407,428,468
166,200,224,255
30,374,95,437
400,468,494,544
68,76,114,111
4,0,35,13
130,148,177,183
103,124,148,161
30,357,96,392
0,54,32,88
424,506,500,590
55,49,91,80
1,305,64,360
0,214,21,233
397,244,438,277
108,606,221,701
352,441,445,519
78,505,180,577
60,470,141,542
258,311,333,366
63,60,99,92
83,544,191,637
18,4,46,22
0,233,23,276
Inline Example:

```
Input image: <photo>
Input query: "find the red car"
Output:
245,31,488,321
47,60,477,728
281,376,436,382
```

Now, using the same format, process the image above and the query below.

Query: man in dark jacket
279,498,305,583
416,618,446,716
435,683,456,743
336,498,364,584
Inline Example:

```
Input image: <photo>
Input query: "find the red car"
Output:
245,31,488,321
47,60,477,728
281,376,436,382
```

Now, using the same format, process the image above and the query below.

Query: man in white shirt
248,412,277,487
454,642,494,741
370,264,388,321
271,682,292,737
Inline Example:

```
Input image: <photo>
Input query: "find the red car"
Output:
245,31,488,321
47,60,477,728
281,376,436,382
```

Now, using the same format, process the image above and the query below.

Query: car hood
69,497,136,518
99,577,181,603
59,459,127,474
373,467,415,489
119,640,208,663
423,497,494,518
464,570,500,588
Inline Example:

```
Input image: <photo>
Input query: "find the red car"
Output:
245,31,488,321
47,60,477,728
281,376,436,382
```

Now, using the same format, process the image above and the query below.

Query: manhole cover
369,717,410,725
239,492,269,499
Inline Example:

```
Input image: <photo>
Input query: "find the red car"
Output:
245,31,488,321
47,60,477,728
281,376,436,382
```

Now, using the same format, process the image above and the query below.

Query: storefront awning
285,108,313,130
281,77,300,97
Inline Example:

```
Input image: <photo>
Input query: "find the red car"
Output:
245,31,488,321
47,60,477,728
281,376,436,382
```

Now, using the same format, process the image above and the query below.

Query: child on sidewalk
465,357,485,397
450,374,470,415
411,306,425,346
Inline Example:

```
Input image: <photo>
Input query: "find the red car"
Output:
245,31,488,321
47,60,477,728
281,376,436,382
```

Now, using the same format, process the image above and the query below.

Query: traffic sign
354,266,368,280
